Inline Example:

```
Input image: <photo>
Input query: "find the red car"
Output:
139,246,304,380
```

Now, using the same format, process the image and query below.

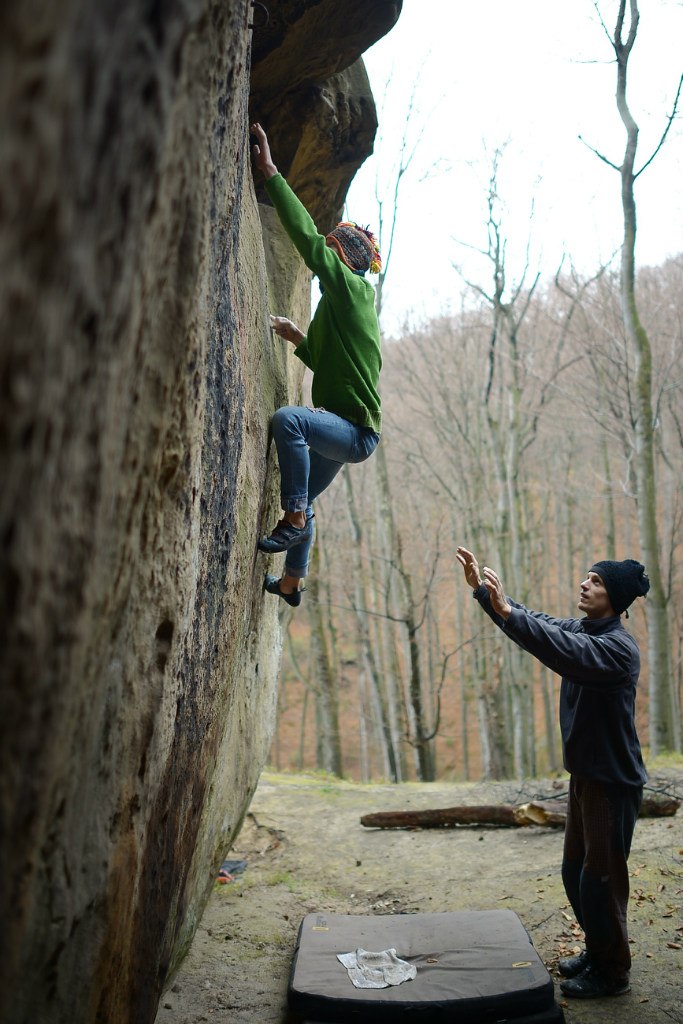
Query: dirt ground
154,768,683,1024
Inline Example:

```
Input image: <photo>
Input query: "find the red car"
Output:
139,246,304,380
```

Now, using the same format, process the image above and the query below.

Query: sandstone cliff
0,1,400,1022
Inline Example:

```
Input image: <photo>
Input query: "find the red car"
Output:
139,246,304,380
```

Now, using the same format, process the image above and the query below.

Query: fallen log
360,795,679,830
360,803,562,829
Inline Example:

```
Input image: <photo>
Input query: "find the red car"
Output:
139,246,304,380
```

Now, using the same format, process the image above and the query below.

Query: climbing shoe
558,950,591,978
263,574,304,608
560,964,630,999
257,517,310,553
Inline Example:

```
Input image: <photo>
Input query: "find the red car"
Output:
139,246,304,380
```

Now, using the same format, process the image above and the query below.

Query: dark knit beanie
325,221,381,275
589,558,650,616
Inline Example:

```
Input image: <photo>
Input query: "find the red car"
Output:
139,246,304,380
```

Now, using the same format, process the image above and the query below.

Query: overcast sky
346,0,683,335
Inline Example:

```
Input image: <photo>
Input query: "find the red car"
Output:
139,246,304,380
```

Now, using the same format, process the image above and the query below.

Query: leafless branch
577,134,620,171
635,72,683,179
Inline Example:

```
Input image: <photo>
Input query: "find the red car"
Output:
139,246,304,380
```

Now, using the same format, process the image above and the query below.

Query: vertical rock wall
0,3,283,1021
0,1,400,1022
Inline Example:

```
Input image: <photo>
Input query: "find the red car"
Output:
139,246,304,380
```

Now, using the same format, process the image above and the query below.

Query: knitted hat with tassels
326,221,382,275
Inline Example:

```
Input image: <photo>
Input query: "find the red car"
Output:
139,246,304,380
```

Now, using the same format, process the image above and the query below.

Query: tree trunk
343,465,401,780
612,1,679,752
456,577,471,779
307,543,343,776
375,443,436,780
602,433,617,560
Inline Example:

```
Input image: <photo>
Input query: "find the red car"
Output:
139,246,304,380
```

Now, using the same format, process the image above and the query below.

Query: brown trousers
561,775,642,980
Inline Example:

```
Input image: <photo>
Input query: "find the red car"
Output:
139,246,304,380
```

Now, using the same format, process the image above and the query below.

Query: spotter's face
578,571,615,619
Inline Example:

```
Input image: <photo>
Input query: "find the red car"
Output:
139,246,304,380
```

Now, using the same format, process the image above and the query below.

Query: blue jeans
270,405,380,578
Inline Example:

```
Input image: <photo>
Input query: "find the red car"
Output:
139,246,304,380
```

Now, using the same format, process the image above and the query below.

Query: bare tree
342,465,402,780
306,540,344,776
582,0,682,752
451,152,584,775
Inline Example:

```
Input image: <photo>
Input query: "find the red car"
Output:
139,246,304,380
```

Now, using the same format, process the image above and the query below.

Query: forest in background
269,251,683,782
267,1,683,785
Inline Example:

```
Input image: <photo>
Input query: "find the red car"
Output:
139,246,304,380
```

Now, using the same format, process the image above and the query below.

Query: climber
250,121,382,607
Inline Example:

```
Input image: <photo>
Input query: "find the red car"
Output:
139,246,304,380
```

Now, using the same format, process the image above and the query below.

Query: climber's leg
260,407,379,592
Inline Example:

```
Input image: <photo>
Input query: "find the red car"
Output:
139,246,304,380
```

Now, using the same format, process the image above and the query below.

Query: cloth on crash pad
337,948,417,989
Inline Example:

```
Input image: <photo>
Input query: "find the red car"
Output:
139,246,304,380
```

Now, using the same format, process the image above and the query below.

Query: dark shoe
558,950,591,978
258,518,310,554
560,964,630,999
263,574,304,608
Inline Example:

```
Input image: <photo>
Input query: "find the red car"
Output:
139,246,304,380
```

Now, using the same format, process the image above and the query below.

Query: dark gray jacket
474,585,647,787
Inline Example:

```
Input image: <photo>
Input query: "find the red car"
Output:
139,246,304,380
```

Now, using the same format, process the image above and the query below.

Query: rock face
250,0,402,227
0,1,400,1023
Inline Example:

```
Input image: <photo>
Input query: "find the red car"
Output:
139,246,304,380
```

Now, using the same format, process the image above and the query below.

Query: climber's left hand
250,122,278,179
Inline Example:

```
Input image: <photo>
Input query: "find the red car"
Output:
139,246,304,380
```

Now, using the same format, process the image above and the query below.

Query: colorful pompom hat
326,221,382,275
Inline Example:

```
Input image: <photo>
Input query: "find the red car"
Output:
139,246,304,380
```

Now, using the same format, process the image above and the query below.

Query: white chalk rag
336,948,417,989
